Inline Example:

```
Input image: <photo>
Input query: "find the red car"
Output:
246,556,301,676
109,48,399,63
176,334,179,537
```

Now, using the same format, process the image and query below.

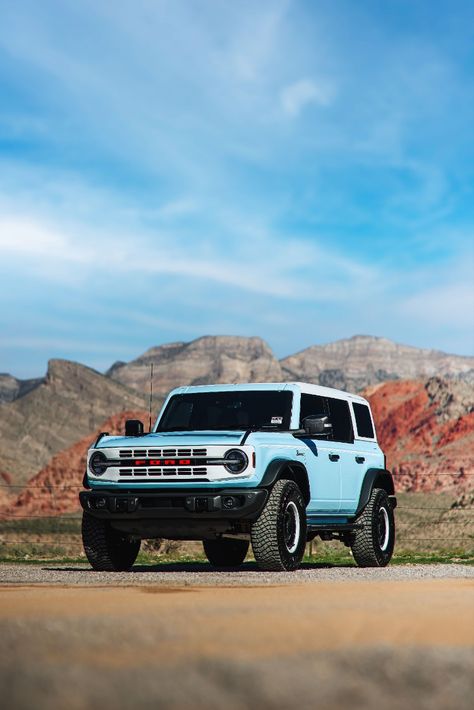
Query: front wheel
82,513,141,571
351,488,395,567
203,538,249,568
251,479,307,571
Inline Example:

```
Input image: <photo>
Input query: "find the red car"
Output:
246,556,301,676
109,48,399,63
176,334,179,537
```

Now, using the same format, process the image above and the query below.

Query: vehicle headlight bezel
89,451,108,476
223,449,249,474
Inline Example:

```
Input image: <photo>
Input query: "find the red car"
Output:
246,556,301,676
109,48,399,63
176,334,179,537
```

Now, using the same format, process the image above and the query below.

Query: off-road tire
351,488,395,567
82,512,141,571
251,479,307,571
203,538,249,568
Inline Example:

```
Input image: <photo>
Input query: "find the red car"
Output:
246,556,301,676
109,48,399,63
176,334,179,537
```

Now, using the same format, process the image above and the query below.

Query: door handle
355,456,365,464
329,454,340,462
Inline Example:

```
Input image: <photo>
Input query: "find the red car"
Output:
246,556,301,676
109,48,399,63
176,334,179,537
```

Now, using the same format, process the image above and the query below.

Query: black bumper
79,487,268,522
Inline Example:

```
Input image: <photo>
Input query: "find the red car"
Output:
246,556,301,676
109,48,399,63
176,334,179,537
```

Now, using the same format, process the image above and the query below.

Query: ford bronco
80,383,396,571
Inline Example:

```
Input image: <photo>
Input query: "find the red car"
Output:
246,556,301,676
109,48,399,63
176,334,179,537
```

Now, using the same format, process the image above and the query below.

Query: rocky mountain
365,377,474,494
281,335,474,392
0,373,44,404
0,360,148,486
108,336,282,396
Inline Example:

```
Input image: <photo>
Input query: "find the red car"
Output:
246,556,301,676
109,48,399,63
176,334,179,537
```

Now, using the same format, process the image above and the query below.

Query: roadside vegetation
1,492,472,565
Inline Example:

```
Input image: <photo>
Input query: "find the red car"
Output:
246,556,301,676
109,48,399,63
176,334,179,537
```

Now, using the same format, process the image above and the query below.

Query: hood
95,430,246,449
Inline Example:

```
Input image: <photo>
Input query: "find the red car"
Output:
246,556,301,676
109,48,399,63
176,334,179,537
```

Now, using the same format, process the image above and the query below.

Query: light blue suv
80,383,396,571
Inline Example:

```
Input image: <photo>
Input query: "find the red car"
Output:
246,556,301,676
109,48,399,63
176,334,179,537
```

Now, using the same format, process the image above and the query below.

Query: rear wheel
203,538,249,568
251,479,307,571
351,488,395,567
82,513,141,571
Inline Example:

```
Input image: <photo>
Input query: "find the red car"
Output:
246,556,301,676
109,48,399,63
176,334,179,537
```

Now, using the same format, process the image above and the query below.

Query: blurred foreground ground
0,564,473,709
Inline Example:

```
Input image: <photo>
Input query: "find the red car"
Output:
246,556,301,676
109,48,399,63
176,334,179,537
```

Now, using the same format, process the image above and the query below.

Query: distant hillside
281,335,474,392
0,360,147,486
108,335,282,395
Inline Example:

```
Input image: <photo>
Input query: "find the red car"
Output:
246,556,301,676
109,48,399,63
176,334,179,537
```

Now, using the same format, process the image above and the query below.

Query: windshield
157,390,293,432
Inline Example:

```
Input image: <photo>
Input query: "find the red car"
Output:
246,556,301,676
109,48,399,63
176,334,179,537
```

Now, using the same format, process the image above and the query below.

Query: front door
298,394,341,513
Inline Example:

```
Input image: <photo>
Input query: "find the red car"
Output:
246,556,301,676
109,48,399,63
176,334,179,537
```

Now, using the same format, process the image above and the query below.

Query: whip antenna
148,363,154,432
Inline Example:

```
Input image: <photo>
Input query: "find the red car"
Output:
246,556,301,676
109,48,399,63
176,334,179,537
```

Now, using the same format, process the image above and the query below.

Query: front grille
118,466,208,478
119,448,208,458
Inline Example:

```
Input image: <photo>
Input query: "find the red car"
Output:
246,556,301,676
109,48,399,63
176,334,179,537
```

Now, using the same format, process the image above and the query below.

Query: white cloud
0,207,379,303
280,78,334,117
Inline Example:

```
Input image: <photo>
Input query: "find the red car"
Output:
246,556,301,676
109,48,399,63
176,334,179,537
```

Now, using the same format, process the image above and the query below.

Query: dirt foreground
0,572,473,709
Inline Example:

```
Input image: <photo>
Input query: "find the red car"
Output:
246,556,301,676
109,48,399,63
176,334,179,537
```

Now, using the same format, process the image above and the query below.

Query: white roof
169,382,369,405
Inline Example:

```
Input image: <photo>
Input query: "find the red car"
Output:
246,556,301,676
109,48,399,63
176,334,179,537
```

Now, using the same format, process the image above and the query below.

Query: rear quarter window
352,402,375,439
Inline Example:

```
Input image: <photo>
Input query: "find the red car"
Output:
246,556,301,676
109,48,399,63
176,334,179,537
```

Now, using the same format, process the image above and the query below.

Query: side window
299,393,326,426
352,402,375,439
326,397,354,443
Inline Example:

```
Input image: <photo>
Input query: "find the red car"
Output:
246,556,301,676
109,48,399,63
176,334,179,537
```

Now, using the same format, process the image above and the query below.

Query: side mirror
125,419,144,437
302,415,333,437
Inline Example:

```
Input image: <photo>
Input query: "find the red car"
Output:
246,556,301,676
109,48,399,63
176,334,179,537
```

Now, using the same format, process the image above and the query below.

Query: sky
0,0,473,378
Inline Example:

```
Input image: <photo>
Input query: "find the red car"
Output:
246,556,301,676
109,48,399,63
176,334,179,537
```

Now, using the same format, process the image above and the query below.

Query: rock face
0,373,44,404
108,336,283,396
365,377,474,494
2,410,149,518
0,360,147,486
281,335,474,392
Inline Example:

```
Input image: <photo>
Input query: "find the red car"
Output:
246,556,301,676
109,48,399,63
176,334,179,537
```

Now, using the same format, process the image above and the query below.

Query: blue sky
0,0,473,378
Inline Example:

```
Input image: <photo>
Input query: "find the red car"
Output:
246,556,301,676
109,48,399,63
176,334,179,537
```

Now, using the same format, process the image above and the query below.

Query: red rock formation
366,380,474,494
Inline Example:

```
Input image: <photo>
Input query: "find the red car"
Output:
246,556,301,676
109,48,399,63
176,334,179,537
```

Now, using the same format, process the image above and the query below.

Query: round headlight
89,452,107,476
224,449,248,474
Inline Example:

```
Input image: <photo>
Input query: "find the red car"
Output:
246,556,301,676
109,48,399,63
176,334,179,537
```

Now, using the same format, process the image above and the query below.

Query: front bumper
79,487,268,522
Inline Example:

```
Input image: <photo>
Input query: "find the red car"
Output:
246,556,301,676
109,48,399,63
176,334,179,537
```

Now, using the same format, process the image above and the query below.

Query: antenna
148,363,154,433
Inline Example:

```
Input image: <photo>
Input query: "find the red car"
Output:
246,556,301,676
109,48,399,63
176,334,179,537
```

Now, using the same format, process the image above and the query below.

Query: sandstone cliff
108,336,282,395
281,335,474,392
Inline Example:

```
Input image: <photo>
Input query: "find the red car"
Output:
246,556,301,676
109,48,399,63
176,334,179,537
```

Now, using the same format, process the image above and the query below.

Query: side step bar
307,522,363,533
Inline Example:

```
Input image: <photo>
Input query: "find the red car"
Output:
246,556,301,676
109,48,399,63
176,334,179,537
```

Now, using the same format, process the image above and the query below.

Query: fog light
96,497,107,509
223,496,235,510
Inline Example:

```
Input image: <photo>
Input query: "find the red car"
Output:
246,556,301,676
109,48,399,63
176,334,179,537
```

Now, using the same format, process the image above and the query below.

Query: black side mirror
125,419,144,437
302,415,333,437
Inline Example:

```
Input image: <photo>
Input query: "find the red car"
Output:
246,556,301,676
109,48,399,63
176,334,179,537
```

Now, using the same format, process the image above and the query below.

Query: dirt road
0,565,473,709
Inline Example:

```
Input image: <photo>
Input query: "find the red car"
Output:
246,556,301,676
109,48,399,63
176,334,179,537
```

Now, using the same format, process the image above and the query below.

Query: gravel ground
1,572,473,710
0,561,473,586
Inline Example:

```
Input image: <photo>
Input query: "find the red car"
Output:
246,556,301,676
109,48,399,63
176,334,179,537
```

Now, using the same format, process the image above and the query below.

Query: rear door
322,396,355,513
339,401,381,514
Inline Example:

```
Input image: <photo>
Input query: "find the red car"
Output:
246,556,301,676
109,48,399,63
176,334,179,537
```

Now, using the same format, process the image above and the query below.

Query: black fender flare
353,468,395,518
259,458,310,504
